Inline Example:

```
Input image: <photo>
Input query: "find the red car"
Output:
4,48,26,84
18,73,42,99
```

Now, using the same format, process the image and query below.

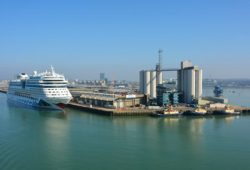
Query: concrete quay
67,102,157,116
1,87,250,116
67,102,250,116
67,102,113,115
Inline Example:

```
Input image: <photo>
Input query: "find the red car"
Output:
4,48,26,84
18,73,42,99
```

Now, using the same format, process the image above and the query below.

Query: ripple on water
0,133,24,170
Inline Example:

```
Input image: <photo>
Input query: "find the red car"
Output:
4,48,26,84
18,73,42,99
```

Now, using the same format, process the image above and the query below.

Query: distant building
100,73,105,81
202,96,228,104
213,85,223,97
177,61,202,104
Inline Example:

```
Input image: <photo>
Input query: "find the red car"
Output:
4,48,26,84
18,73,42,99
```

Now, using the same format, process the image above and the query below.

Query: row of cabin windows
14,93,34,100
48,91,68,94
49,93,69,96
46,88,69,96
46,89,68,93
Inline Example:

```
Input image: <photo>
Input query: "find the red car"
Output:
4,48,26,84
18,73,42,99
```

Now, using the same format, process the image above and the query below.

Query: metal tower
158,49,163,71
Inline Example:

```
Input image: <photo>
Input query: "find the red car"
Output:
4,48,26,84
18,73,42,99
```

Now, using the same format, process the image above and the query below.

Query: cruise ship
7,66,72,109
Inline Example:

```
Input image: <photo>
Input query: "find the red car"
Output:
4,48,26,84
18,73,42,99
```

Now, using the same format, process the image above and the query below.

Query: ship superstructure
7,66,72,109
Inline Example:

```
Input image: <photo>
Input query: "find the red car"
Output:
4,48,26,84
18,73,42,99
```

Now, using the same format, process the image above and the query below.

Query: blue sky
0,0,250,80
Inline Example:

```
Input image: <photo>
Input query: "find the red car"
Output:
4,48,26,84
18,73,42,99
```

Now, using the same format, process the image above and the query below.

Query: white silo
178,60,203,104
195,69,203,99
156,71,163,85
144,71,151,95
150,71,157,98
177,69,183,92
188,69,196,103
139,70,144,93
183,68,196,103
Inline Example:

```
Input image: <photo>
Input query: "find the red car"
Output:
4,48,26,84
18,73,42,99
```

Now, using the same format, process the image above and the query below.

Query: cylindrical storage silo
156,71,163,85
195,69,202,100
150,71,157,98
177,70,182,92
187,69,195,103
144,71,151,95
139,70,144,93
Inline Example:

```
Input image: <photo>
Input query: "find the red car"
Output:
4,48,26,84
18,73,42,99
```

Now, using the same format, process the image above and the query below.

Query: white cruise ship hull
7,93,72,110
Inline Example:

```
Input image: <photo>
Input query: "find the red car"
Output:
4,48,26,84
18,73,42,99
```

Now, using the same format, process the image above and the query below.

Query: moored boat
151,105,181,117
183,106,207,116
192,106,207,115
214,105,240,115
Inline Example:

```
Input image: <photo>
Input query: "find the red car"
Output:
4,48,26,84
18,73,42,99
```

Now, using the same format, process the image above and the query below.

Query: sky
0,0,250,81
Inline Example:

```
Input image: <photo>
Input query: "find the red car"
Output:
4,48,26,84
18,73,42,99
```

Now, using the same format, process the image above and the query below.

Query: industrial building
74,92,145,109
139,52,203,104
156,84,181,106
177,61,203,104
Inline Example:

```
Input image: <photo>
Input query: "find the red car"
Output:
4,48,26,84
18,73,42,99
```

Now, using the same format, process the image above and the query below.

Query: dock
1,87,250,116
67,102,250,116
67,102,113,115
234,106,250,114
67,102,157,116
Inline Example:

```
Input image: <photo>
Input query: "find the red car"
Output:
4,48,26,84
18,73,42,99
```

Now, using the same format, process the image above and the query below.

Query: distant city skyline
0,0,250,81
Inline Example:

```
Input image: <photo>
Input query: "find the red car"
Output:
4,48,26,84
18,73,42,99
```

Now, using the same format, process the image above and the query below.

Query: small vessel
7,66,72,110
151,105,180,117
214,105,240,115
163,105,179,115
191,106,207,116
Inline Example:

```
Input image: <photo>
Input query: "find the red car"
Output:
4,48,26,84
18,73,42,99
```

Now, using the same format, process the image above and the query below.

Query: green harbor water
1,89,250,170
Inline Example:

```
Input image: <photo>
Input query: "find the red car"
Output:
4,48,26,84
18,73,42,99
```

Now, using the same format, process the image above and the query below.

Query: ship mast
51,65,55,75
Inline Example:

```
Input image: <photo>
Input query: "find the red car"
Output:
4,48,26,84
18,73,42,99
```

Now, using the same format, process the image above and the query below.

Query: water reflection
188,117,206,135
223,116,239,124
106,115,238,138
162,117,180,125
7,102,67,120
6,101,71,169
38,110,67,119
42,113,70,168
213,115,238,129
